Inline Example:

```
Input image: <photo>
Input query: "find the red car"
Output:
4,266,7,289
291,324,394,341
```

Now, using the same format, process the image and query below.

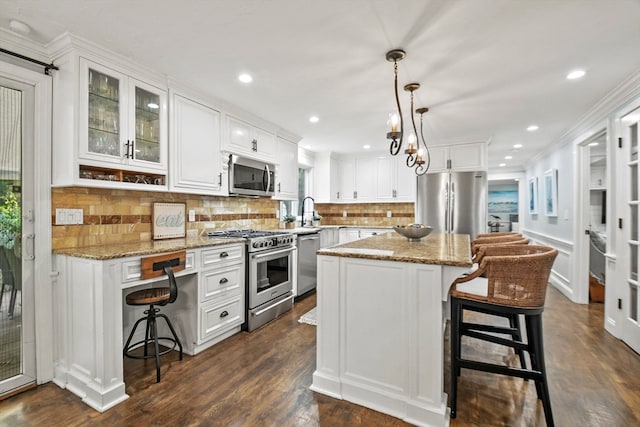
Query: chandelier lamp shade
385,49,431,176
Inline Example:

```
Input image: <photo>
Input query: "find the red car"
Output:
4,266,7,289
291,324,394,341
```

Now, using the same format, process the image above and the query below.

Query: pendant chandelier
385,49,431,176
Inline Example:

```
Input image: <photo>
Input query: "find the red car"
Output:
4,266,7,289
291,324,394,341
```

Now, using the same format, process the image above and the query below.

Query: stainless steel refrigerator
415,171,487,239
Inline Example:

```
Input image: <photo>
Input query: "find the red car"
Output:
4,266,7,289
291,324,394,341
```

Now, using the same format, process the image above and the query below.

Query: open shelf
79,165,165,186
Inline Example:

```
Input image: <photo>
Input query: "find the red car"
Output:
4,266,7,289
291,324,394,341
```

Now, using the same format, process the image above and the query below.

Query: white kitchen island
311,232,472,427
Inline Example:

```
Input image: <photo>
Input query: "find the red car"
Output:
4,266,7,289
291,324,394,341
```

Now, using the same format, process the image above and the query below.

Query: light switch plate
55,208,84,225
188,209,196,222
387,211,392,218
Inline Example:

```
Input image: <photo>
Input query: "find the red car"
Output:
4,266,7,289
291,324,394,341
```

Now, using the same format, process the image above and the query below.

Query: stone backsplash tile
52,187,280,250
315,202,415,227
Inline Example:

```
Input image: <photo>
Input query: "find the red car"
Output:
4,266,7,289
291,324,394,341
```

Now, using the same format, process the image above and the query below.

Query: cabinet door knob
220,310,229,318
220,251,229,258
219,277,229,284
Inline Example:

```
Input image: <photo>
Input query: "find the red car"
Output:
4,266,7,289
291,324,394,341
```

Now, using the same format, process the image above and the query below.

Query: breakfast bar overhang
311,233,472,427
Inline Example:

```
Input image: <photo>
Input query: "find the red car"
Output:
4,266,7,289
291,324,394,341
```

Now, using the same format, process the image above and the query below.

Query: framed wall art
543,169,558,217
528,176,538,214
152,202,186,240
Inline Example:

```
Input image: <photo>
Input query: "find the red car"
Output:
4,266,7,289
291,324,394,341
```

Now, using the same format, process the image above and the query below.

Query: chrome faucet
300,196,315,227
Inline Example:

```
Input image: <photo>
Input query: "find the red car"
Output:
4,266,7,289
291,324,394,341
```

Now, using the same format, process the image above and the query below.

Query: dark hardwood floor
1,287,639,426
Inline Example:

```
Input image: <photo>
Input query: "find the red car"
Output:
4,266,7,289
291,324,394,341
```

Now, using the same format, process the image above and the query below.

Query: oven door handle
251,247,294,261
252,294,292,317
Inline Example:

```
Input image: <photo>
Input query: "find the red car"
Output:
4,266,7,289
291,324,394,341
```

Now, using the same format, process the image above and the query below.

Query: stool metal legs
123,304,183,383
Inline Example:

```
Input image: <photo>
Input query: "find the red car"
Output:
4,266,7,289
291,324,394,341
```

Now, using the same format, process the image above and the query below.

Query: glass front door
0,77,35,394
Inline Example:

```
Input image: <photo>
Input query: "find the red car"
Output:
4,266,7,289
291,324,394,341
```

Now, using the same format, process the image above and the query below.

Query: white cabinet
197,244,245,347
337,157,376,202
225,115,277,162
320,228,340,248
339,228,361,244
169,92,227,195
427,142,487,173
274,137,298,200
376,155,417,202
338,158,356,201
338,228,390,243
80,58,168,172
53,51,169,190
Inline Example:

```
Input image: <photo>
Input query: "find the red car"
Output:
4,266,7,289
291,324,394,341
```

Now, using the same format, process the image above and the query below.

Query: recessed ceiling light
527,125,539,132
9,19,31,35
567,70,586,80
499,163,506,167
363,144,371,149
588,142,599,147
147,102,159,109
505,155,513,160
238,73,253,83
304,144,312,149
309,116,319,123
513,143,523,149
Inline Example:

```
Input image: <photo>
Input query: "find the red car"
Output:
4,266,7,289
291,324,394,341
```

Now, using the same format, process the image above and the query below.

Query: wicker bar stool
123,251,185,383
449,244,558,426
476,231,522,239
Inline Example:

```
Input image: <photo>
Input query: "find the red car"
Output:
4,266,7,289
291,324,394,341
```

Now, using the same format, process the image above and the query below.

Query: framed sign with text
152,202,186,240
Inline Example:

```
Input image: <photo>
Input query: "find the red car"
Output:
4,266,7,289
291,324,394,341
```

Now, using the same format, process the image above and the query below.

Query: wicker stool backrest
454,245,558,308
472,238,529,260
475,232,522,239
471,234,526,253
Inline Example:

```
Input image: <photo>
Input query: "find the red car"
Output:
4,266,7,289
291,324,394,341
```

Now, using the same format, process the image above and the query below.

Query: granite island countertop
318,232,472,267
52,235,246,260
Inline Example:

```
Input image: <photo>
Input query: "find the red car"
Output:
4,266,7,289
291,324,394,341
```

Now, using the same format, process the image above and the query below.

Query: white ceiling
2,0,640,171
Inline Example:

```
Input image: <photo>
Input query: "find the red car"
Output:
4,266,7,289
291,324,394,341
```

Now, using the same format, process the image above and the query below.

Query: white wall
524,142,575,242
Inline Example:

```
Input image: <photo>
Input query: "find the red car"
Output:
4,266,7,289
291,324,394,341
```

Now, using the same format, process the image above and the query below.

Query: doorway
586,132,607,305
0,76,36,394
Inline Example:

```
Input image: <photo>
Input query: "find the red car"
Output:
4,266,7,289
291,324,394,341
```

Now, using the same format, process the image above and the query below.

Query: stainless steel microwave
228,155,275,196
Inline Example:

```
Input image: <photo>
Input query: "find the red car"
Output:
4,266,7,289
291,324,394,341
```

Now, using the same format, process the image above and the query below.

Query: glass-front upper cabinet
80,58,167,172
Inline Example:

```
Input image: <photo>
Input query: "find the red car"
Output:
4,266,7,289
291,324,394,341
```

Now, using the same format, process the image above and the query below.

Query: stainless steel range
207,229,296,331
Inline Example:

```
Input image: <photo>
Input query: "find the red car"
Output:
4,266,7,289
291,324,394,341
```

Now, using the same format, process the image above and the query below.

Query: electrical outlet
55,208,83,225
188,209,196,222
343,210,347,218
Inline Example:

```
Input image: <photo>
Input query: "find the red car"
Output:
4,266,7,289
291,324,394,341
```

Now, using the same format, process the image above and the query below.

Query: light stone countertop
52,236,246,260
318,232,472,267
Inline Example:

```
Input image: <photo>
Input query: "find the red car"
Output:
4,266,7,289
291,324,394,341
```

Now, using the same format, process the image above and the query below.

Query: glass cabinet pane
88,68,120,156
134,86,160,163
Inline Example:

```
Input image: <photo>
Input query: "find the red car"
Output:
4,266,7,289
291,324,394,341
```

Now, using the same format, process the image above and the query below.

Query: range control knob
252,242,259,248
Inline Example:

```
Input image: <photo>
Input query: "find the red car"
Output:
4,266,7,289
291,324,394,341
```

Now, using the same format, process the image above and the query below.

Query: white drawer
200,265,243,303
120,250,196,284
201,244,244,268
199,296,244,341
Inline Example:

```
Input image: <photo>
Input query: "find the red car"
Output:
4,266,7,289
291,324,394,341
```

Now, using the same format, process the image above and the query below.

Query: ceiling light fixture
238,73,252,83
9,19,31,35
363,144,371,149
385,49,430,176
505,155,513,160
513,143,523,149
567,70,586,80
309,116,319,123
527,125,539,132
588,142,599,147
499,163,506,167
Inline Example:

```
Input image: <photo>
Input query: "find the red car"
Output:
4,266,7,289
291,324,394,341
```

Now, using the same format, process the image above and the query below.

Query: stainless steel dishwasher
297,232,320,296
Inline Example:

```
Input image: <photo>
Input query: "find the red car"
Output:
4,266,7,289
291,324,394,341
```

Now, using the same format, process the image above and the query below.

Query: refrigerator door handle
450,181,455,234
444,182,449,232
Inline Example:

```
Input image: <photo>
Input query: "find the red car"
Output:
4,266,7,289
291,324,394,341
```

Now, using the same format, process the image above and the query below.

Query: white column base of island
311,233,471,427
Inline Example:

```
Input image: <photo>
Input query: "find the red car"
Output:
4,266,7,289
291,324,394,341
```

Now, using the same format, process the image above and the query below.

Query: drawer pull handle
219,277,229,285
220,310,229,318
220,251,229,258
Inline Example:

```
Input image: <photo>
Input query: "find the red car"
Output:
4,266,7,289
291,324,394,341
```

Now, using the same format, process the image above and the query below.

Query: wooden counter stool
123,250,186,383
449,245,558,426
